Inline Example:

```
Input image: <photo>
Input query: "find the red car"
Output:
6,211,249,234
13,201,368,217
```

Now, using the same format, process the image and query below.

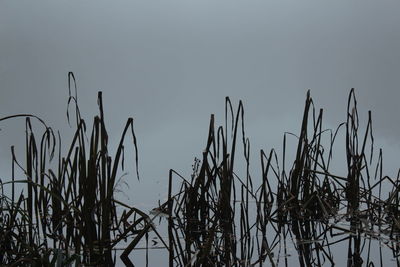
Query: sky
0,0,400,258
1,0,400,265
1,0,400,195
1,0,400,200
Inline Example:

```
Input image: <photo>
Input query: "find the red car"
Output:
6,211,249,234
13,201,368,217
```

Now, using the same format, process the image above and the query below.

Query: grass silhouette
0,74,399,266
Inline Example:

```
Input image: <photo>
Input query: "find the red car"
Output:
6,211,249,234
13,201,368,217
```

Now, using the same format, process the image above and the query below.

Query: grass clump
0,73,155,266
1,74,400,266
165,89,400,266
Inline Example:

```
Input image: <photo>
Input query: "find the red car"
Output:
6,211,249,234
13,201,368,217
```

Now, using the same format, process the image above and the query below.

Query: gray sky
1,1,400,265
1,0,400,224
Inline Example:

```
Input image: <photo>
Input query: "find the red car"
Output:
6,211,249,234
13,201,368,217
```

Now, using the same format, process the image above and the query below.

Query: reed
0,73,159,266
1,75,399,266
165,89,400,266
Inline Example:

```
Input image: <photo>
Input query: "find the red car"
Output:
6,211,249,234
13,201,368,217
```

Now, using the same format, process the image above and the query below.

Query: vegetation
0,73,399,266
0,73,152,266
166,90,400,266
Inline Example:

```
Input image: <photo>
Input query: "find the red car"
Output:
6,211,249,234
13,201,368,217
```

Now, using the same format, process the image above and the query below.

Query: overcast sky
1,0,400,210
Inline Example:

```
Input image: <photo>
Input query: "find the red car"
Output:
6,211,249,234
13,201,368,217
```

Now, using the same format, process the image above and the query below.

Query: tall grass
166,89,400,266
0,73,159,266
1,74,399,266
